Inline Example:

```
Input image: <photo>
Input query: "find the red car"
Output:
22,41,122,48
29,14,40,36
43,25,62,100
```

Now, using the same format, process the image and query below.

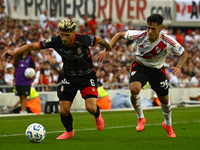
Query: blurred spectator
4,63,14,92
38,60,51,91
116,18,124,33
79,14,88,34
0,3,6,20
124,21,136,30
107,18,116,37
40,9,50,31
88,15,97,35
175,29,184,46
119,66,129,88
193,28,200,49
190,71,200,87
185,29,194,49
162,24,169,34
100,19,108,37
49,9,57,29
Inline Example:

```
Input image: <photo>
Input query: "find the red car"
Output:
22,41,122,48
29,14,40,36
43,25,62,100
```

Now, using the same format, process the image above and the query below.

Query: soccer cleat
162,122,176,137
94,112,104,131
56,130,74,139
136,118,146,132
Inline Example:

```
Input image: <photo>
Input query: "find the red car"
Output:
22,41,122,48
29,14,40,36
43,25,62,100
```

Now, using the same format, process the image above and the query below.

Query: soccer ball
24,68,35,79
25,123,46,143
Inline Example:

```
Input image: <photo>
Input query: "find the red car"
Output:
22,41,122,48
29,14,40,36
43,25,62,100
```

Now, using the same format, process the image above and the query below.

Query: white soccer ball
24,68,35,79
25,123,46,143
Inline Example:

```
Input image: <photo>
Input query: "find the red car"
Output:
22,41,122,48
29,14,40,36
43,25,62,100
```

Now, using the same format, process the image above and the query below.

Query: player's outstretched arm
1,43,40,59
109,31,127,47
171,50,188,76
95,36,111,62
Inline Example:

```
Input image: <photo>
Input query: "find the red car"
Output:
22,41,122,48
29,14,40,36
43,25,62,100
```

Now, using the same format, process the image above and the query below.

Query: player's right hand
1,50,14,59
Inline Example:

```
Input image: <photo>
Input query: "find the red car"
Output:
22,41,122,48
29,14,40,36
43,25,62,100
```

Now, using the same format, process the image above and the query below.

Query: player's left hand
171,66,182,76
96,49,110,62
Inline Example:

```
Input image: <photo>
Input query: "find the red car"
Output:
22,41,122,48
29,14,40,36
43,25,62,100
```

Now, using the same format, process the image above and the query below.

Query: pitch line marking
0,120,200,138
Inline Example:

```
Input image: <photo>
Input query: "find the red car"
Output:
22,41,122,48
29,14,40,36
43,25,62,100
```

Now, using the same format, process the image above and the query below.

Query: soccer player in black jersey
2,19,112,139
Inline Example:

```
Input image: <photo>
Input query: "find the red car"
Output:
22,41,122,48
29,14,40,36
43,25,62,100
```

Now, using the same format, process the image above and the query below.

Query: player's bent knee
86,105,97,114
60,109,70,116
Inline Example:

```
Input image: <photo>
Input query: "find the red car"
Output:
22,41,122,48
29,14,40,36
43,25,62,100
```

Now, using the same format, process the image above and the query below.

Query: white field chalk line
0,120,200,138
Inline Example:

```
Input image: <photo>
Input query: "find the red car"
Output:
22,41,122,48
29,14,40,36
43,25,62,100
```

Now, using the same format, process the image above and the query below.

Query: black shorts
57,73,98,102
130,61,169,96
15,85,31,96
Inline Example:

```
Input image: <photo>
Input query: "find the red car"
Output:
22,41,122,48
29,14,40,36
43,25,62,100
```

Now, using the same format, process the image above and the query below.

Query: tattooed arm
96,36,112,52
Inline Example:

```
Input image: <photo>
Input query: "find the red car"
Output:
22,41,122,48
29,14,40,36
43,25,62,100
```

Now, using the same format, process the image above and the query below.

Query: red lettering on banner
116,0,126,19
177,4,180,12
136,0,146,20
127,0,134,19
109,0,113,18
188,5,191,13
97,0,107,18
181,4,186,15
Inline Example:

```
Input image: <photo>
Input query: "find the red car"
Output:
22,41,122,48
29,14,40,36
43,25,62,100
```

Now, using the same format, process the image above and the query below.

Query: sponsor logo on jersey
77,48,82,54
57,78,70,86
131,71,136,76
46,38,51,42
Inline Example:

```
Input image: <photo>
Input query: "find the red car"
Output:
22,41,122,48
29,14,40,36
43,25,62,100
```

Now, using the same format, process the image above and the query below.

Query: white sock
131,94,144,119
161,99,172,126
20,111,28,115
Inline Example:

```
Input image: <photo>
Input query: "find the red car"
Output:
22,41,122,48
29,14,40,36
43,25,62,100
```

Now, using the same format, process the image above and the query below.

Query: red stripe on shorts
80,86,98,98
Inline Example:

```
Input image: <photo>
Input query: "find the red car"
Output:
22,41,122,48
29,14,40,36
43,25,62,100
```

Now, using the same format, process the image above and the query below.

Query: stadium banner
175,0,200,22
7,0,173,24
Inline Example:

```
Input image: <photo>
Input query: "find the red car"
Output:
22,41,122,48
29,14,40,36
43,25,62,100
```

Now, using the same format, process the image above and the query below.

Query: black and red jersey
39,34,97,76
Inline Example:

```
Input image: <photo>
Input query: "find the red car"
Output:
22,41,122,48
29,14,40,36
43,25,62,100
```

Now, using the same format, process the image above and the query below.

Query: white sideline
0,120,200,138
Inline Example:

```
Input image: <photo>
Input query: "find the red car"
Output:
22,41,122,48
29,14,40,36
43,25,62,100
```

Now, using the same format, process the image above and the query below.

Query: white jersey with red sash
125,30,184,69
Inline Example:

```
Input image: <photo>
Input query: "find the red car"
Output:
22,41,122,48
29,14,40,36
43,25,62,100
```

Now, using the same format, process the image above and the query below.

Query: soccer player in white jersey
97,14,188,137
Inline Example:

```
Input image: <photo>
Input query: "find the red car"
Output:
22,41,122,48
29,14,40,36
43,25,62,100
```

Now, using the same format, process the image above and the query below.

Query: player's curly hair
58,19,76,31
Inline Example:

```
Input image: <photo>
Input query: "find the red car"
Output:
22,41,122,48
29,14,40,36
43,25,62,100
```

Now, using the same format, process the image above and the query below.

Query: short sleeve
81,35,97,47
125,30,146,40
39,37,58,49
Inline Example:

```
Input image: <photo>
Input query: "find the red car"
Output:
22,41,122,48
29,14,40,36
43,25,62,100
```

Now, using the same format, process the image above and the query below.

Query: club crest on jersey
77,48,82,54
46,38,51,42
129,36,133,40
131,71,136,76
156,47,161,53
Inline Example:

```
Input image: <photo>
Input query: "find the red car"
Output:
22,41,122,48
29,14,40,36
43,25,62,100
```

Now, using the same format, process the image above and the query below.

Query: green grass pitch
0,106,200,150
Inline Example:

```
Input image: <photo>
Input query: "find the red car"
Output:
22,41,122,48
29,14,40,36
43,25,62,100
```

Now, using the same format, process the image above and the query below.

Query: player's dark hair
147,14,164,25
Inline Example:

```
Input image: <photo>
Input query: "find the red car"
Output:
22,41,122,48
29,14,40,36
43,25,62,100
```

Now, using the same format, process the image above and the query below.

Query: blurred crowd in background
0,6,200,93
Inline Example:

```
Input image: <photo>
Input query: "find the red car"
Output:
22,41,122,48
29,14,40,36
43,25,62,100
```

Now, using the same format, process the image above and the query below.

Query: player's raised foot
56,130,74,139
94,112,104,131
162,122,176,137
136,118,146,132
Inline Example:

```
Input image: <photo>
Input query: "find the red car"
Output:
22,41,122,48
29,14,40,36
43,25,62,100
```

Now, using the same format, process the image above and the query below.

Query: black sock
60,112,73,132
93,105,100,118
